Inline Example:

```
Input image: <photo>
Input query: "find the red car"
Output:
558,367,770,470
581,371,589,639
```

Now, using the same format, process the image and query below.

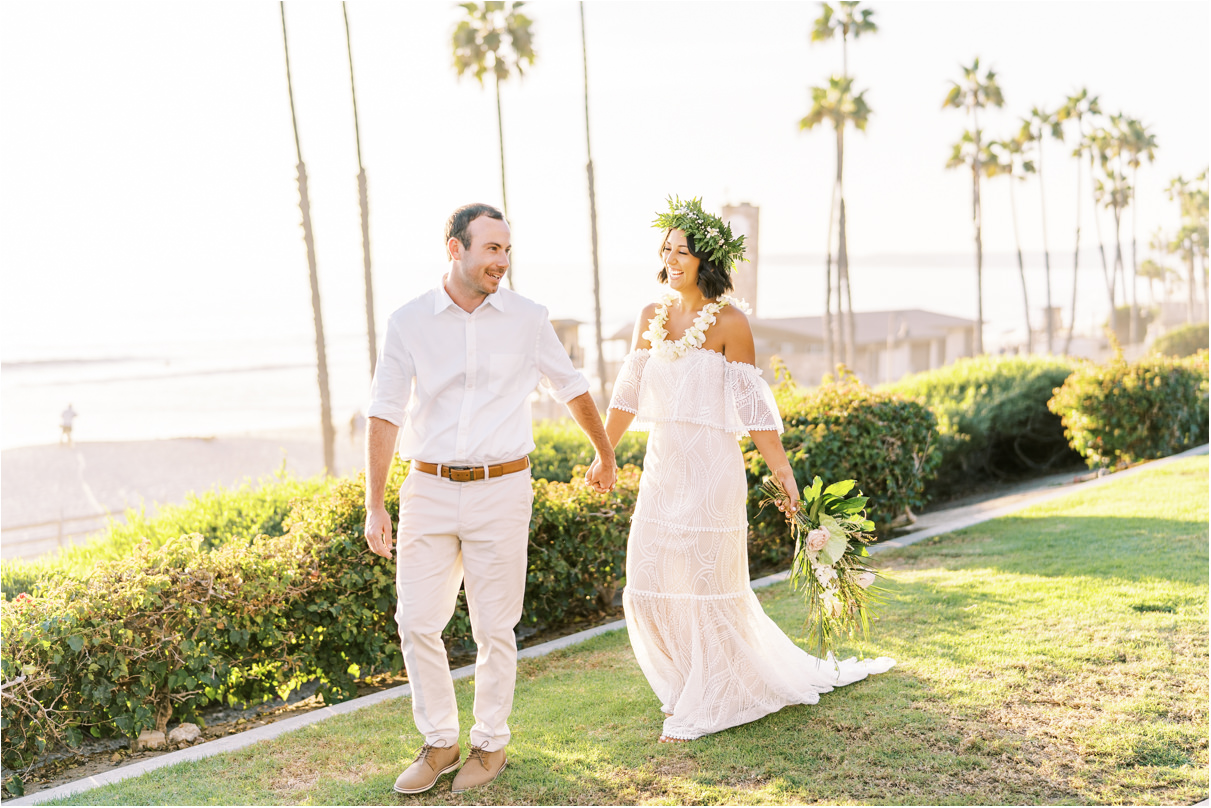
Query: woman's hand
772,465,800,519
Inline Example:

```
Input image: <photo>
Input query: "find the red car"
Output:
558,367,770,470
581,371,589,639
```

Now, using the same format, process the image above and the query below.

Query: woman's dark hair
656,228,734,298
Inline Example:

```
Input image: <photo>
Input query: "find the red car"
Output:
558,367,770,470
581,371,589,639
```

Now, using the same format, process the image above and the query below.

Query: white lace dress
610,347,896,740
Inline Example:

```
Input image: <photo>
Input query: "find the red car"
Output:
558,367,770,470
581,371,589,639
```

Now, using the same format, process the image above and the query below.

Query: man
60,403,77,446
364,203,616,795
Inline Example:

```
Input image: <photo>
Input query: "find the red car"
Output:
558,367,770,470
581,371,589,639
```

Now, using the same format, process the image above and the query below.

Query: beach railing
1,512,114,560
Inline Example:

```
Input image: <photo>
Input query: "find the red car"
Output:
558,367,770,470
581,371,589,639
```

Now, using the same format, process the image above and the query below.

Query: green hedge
1,473,330,601
742,372,941,569
0,461,639,776
1048,352,1209,468
1152,323,1209,359
529,419,647,482
883,355,1082,499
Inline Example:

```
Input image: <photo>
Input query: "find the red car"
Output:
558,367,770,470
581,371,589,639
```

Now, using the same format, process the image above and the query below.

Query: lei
643,293,751,360
652,196,748,273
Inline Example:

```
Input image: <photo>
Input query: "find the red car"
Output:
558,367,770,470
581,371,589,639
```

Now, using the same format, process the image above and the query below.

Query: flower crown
652,195,748,273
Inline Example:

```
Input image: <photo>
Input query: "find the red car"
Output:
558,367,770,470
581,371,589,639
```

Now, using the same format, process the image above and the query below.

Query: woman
589,197,894,743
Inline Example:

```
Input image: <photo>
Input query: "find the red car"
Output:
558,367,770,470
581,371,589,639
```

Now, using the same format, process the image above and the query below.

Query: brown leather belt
411,457,530,483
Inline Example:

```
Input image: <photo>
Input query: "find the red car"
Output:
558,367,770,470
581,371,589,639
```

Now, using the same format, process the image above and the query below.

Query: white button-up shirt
366,281,590,465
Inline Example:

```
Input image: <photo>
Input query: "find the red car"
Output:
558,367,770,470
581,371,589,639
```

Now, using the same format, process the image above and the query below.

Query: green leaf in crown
651,195,749,273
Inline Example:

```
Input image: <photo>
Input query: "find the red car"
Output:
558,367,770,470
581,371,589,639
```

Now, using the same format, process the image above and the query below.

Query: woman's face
662,229,700,293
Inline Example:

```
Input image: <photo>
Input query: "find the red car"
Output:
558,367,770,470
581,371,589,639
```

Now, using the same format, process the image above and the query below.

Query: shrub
0,460,639,776
1048,351,1209,468
529,419,647,482
884,355,1082,499
1152,323,1209,358
742,372,941,569
1,472,329,601
1106,304,1158,344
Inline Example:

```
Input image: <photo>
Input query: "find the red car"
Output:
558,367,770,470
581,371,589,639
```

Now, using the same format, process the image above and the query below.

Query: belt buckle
447,466,475,483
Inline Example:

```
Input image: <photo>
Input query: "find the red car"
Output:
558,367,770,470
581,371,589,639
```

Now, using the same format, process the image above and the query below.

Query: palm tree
1092,118,1134,337
579,2,606,408
808,1,877,370
1123,117,1158,342
988,136,1033,353
800,75,870,367
343,2,377,378
1019,106,1063,352
944,58,1004,355
1085,123,1118,314
1167,172,1210,322
451,1,536,290
1055,88,1101,353
280,2,335,474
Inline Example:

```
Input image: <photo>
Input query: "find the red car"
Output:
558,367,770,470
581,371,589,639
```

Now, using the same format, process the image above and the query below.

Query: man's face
449,215,511,297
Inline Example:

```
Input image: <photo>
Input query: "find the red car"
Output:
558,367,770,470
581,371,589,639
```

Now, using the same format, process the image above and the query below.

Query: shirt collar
434,277,506,315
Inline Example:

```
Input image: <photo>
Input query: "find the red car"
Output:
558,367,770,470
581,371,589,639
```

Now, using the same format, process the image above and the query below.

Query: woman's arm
587,303,656,488
719,307,800,516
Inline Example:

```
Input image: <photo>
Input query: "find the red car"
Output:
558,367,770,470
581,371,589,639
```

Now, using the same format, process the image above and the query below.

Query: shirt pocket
487,352,527,397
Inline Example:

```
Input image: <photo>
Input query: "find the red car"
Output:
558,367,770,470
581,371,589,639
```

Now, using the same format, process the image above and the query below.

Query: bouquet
761,475,886,657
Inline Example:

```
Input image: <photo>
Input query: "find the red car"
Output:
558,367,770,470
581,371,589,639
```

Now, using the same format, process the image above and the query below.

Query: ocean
2,253,1135,450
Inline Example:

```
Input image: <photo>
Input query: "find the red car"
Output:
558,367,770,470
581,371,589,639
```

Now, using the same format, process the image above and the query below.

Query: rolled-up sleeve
536,313,590,404
366,316,414,426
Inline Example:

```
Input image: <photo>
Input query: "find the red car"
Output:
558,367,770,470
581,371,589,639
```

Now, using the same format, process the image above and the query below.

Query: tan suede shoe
450,744,507,793
393,743,461,794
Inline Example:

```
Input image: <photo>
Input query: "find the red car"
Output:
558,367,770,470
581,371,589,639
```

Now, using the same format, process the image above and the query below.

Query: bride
587,197,894,743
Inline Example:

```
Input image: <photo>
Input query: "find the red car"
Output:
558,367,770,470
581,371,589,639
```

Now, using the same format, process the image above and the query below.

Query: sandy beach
1,426,364,562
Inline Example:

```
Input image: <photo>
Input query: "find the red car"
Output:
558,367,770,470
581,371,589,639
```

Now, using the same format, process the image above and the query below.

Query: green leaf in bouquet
832,495,869,515
817,514,851,566
860,519,875,531
823,480,856,498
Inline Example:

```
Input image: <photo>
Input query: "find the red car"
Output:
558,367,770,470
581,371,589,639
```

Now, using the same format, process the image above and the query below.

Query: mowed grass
48,457,1208,806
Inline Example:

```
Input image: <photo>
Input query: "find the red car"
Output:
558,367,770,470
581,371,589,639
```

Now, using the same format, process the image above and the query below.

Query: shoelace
465,746,490,769
415,744,443,768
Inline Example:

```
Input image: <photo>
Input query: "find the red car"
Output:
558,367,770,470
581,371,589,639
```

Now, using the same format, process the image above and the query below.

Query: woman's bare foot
658,734,690,743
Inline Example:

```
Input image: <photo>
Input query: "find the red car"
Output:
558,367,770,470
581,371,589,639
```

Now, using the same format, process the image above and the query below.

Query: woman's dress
609,347,895,741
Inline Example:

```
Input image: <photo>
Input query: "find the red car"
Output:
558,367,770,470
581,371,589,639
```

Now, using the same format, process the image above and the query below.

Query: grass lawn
48,457,1208,806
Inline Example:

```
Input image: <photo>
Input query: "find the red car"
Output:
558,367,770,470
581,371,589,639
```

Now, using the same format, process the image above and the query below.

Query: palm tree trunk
343,3,376,378
1091,152,1114,311
1128,167,1139,343
971,108,985,355
836,127,855,367
580,2,606,408
1064,136,1083,354
1038,140,1054,352
281,3,335,475
1112,203,1126,340
1009,177,1032,353
494,71,513,289
823,178,837,374
1187,238,1197,324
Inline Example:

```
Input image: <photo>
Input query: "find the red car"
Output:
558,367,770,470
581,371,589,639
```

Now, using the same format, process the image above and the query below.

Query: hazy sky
1,1,1208,360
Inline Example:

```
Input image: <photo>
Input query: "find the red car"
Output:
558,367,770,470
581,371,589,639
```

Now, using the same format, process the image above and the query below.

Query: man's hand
585,455,617,493
364,504,394,558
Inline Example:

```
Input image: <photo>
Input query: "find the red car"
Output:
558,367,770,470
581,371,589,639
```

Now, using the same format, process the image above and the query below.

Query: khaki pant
394,468,533,752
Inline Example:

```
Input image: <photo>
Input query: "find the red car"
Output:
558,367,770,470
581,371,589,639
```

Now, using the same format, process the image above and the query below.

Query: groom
364,203,616,794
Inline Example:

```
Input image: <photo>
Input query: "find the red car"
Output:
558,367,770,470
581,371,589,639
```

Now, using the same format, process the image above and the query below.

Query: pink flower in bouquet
806,528,830,552
855,571,876,589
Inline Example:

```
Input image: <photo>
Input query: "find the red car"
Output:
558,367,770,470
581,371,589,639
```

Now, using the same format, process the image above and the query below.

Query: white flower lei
642,294,750,360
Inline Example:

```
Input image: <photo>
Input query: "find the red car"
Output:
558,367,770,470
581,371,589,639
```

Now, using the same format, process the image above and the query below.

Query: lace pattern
621,346,895,742
609,349,783,437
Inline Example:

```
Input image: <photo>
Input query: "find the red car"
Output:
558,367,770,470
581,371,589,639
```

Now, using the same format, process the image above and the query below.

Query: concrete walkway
7,444,1207,806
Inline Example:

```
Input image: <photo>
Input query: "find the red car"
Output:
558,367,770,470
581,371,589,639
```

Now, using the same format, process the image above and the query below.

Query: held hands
364,504,394,558
585,454,617,494
772,465,800,519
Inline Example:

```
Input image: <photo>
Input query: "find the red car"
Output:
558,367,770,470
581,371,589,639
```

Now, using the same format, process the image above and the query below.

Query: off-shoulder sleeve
608,349,650,415
725,361,784,435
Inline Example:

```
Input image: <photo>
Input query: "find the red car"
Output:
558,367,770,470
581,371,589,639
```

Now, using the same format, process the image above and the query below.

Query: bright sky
1,1,1208,360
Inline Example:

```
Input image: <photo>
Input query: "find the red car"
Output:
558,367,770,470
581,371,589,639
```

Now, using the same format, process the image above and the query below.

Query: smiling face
448,214,511,299
661,228,701,293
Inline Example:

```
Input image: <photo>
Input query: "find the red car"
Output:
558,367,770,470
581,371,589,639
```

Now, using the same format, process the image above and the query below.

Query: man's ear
447,236,463,261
